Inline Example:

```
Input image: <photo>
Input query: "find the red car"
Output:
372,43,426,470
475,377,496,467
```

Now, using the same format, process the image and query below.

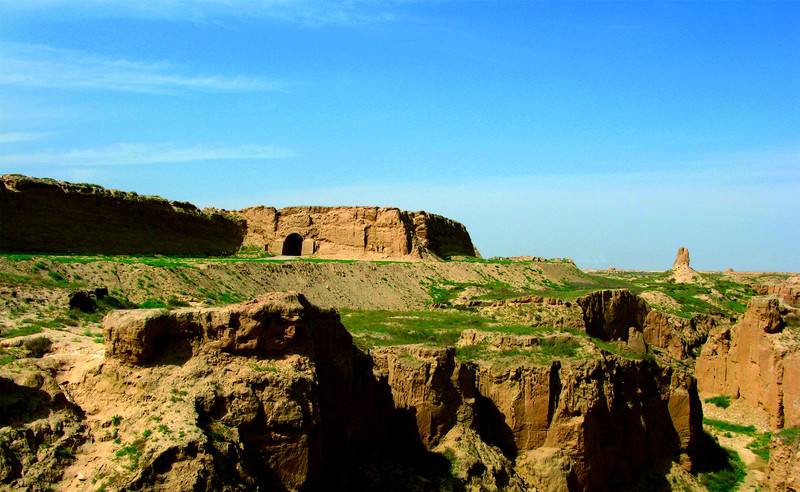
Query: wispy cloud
0,42,286,94
0,131,53,144
0,0,418,26
0,142,296,166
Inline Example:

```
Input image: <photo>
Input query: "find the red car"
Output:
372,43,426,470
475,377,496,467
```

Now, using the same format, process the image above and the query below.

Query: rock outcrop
235,206,477,260
0,174,245,256
642,310,715,360
696,297,800,428
98,292,394,490
0,374,87,488
576,289,712,360
370,335,703,491
754,275,800,306
576,289,649,341
766,429,800,491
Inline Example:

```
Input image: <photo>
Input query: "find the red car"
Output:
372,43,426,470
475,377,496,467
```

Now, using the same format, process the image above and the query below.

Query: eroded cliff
1,293,708,491
0,174,246,256
696,297,800,429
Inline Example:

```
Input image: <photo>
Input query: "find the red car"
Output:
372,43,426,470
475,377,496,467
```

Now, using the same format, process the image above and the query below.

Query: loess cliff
696,297,800,429
2,293,705,491
0,174,246,256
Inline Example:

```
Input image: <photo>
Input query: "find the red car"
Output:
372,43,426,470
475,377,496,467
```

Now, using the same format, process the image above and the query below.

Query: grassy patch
456,337,581,363
0,324,43,339
139,298,168,309
747,431,772,461
0,271,82,290
699,448,746,492
422,277,536,306
340,309,545,349
703,418,756,435
704,417,772,461
341,309,488,348
704,395,732,409
777,426,800,445
0,349,17,365
115,429,151,470
115,443,142,470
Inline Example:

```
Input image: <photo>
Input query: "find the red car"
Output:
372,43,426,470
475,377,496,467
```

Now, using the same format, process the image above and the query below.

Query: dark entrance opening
282,233,303,256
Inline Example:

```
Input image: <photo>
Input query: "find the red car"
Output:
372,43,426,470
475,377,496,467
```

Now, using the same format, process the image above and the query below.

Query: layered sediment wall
0,174,246,256
72,293,701,491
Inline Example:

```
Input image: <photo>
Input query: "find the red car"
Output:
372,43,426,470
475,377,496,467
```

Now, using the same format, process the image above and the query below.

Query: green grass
0,324,43,339
139,298,168,309
0,350,16,365
746,431,772,461
341,309,488,348
115,443,142,470
236,245,275,258
0,271,82,290
705,395,732,409
340,309,549,350
704,418,756,435
423,276,537,306
528,273,643,301
704,417,772,462
777,425,800,445
700,448,746,492
341,308,654,364
456,337,581,363
589,336,655,361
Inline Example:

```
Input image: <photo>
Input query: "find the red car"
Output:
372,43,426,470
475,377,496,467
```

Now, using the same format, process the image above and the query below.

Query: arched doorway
282,233,303,256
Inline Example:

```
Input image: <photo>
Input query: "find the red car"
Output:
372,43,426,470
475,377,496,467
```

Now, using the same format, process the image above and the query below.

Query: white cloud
0,43,286,94
0,132,53,144
0,0,416,26
0,142,296,166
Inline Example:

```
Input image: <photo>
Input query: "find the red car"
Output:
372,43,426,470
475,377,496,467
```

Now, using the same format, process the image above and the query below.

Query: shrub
24,336,53,357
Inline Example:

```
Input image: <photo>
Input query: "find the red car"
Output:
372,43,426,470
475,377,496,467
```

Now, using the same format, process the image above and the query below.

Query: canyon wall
65,293,702,491
236,205,477,260
696,297,800,428
0,174,246,256
576,289,713,360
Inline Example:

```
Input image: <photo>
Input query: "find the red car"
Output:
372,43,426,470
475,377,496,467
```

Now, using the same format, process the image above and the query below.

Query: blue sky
0,1,798,271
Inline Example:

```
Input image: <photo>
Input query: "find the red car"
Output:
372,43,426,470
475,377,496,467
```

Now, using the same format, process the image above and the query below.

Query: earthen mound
669,247,702,284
